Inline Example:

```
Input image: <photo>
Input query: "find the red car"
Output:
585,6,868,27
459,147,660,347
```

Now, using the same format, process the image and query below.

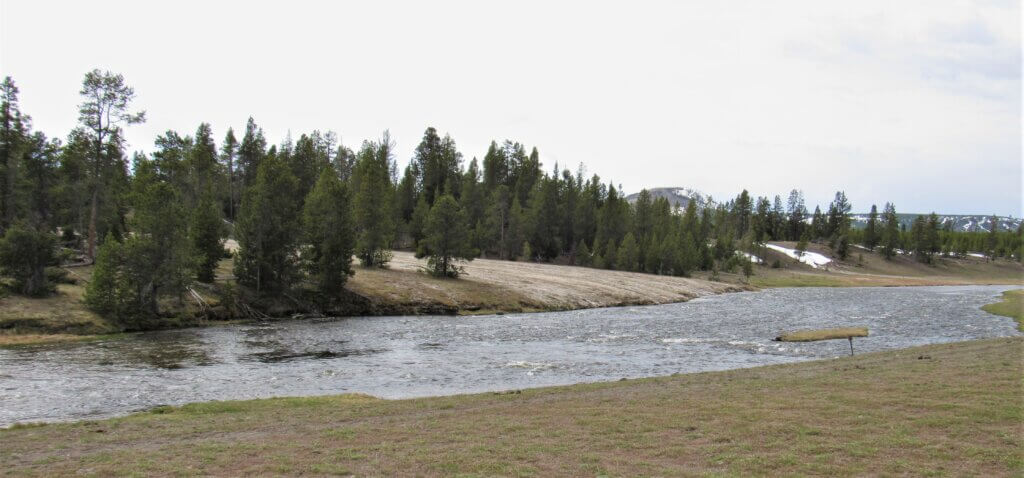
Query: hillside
732,241,1024,287
850,213,1021,233
624,187,713,210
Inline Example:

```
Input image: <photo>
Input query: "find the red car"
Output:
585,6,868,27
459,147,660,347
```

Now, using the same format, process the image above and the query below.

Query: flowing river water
0,285,1019,426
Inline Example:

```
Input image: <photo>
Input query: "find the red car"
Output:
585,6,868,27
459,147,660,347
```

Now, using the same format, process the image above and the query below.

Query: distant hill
850,214,1021,233
625,187,1020,232
624,187,714,210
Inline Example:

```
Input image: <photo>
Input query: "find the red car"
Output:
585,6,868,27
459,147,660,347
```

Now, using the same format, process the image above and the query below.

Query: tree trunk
87,188,98,261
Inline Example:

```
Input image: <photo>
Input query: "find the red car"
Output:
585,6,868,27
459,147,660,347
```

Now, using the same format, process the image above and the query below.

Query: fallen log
774,327,868,342
774,327,869,356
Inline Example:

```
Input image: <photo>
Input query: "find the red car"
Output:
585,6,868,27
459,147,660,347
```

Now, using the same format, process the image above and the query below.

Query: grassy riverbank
2,337,1020,476
2,244,1020,345
982,289,1024,331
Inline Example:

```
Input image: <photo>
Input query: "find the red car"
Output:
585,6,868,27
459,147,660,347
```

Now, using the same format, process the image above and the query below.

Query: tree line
0,72,1020,326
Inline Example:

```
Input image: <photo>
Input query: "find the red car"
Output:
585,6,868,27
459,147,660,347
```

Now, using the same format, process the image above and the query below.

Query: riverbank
1,251,748,345
2,245,1020,346
2,337,1019,476
982,289,1023,331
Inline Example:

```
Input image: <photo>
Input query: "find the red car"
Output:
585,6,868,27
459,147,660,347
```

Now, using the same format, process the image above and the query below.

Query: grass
776,327,869,342
982,289,1024,331
2,337,1020,476
0,270,115,341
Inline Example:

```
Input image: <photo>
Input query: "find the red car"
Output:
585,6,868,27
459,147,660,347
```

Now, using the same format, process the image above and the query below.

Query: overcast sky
1,1,1020,215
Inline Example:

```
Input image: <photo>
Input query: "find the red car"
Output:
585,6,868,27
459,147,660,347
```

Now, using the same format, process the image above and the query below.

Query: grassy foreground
2,338,1020,477
982,289,1024,331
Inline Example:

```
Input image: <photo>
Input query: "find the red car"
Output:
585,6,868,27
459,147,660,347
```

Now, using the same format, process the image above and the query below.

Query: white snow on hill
739,251,763,264
765,244,832,269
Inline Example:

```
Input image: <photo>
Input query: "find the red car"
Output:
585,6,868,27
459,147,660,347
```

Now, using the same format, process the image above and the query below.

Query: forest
1,71,1021,326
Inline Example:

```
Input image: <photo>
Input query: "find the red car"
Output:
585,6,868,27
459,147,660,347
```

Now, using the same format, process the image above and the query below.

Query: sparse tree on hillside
864,204,879,250
880,202,900,260
419,194,475,277
77,70,145,260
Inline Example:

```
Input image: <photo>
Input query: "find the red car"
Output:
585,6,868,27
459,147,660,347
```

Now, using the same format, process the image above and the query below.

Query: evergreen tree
986,215,999,260
616,232,640,272
810,206,824,240
484,185,511,259
419,194,475,277
0,76,29,234
0,223,56,296
528,175,561,260
76,70,145,260
786,189,806,240
84,233,122,316
752,196,771,244
302,168,355,295
237,117,266,189
796,230,809,257
235,152,301,295
409,194,430,247
221,127,238,221
351,135,395,267
521,241,533,262
190,195,225,283
880,202,900,260
575,239,592,267
864,204,879,250
770,195,785,240
733,189,753,237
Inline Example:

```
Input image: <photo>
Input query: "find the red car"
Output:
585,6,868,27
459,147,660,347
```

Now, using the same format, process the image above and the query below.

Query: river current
0,285,1018,426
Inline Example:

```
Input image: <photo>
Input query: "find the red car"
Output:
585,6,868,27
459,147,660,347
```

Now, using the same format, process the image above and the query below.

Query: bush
45,267,75,285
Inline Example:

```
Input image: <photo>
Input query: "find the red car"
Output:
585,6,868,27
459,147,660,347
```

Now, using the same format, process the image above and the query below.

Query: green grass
982,289,1024,331
2,338,1020,477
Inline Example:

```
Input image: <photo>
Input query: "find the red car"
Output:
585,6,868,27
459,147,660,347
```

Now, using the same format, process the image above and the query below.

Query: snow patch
765,244,832,269
738,251,763,264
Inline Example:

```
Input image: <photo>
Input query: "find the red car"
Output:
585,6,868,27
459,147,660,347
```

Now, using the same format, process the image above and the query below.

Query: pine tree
864,204,879,250
238,117,266,189
351,135,395,267
419,194,475,277
190,195,225,283
986,215,999,260
409,194,430,247
85,233,122,316
76,70,145,260
235,152,301,296
0,76,29,234
0,223,56,296
221,127,238,221
575,239,592,267
880,202,900,260
528,175,561,260
786,189,806,241
616,232,639,272
302,168,355,295
796,230,809,257
733,189,753,237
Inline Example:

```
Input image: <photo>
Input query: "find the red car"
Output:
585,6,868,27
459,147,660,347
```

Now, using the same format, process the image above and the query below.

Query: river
0,285,1018,426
